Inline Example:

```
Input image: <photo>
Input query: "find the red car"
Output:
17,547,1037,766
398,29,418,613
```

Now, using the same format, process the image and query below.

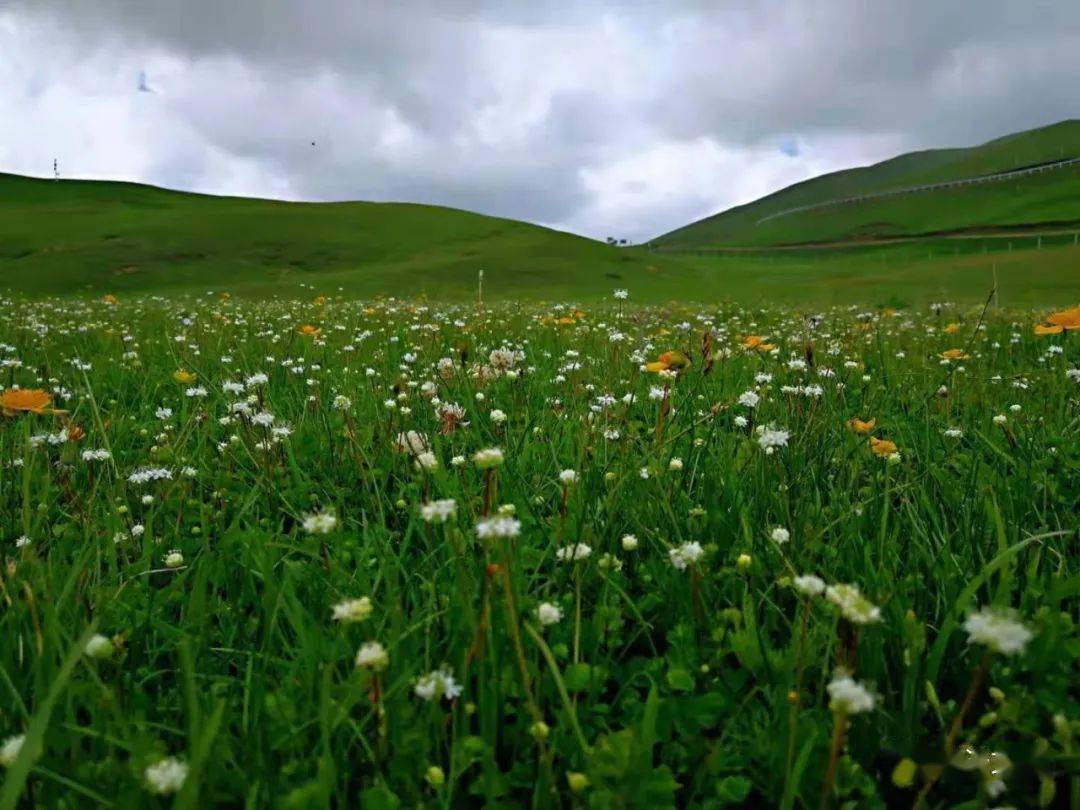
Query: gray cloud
1,1,1077,241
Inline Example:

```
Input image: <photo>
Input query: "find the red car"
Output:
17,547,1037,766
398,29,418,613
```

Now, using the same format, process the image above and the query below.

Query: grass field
0,171,664,301
0,293,1077,807
655,120,1080,248
2,170,1080,307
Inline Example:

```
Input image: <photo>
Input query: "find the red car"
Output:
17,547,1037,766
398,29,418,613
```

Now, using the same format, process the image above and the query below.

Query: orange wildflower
314,295,327,306
847,417,876,434
741,335,777,352
939,348,969,361
645,350,691,373
1034,306,1080,335
102,294,118,305
173,370,197,384
944,323,960,334
1,388,53,415
298,324,322,338
869,436,897,457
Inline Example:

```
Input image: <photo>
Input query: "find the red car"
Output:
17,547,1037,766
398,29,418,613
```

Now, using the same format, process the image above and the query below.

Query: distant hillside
0,173,658,298
654,120,1080,248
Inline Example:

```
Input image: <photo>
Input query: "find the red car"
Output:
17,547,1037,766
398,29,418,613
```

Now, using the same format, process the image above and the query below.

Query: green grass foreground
0,294,1077,807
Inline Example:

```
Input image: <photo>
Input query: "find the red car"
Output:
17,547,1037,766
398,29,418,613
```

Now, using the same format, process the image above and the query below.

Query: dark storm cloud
1,1,1077,240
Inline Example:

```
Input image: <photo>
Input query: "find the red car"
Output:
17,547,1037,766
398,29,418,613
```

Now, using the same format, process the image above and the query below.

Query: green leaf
357,785,400,810
716,775,751,804
666,667,695,692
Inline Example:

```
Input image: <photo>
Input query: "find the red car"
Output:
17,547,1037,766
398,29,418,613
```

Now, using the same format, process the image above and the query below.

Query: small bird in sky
138,70,154,93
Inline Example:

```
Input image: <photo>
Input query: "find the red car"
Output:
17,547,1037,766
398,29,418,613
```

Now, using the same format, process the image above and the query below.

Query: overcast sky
2,1,1078,241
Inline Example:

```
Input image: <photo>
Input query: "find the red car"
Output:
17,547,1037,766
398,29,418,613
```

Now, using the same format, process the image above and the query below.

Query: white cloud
1,2,1077,241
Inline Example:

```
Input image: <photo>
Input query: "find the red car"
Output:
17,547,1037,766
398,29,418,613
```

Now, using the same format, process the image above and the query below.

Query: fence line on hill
754,156,1080,225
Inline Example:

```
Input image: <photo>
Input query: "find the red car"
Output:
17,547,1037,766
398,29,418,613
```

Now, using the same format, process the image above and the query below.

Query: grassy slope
0,172,665,299
655,120,1080,247
2,166,1078,307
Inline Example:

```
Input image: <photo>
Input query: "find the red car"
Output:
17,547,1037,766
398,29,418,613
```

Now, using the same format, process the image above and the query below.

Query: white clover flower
613,289,629,300
333,597,373,623
475,516,521,539
473,447,504,469
827,674,876,714
420,499,457,523
414,667,462,702
733,415,748,428
621,534,638,551
302,510,339,535
555,543,592,563
737,390,760,408
992,414,1007,425
558,469,578,484
332,394,352,410
755,425,790,453
394,430,429,455
963,606,1033,656
1,734,25,768
668,457,683,471
793,574,826,596
770,527,790,545
943,427,963,439
127,467,173,485
825,583,880,624
164,550,184,569
489,408,507,424
414,451,439,471
536,602,563,626
355,641,389,671
144,757,189,795
668,541,704,571
82,448,112,462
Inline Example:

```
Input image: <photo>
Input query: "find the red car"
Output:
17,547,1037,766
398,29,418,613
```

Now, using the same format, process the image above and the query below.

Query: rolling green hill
655,120,1080,248
1,141,1078,307
0,172,664,299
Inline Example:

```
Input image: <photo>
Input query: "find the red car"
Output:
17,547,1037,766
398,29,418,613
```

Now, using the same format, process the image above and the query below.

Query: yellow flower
939,348,969,361
847,417,876,434
314,295,327,306
172,370,197,385
102,294,118,305
1034,306,1080,335
1,388,54,415
298,324,322,338
645,350,691,373
869,436,897,457
741,335,776,352
944,323,960,334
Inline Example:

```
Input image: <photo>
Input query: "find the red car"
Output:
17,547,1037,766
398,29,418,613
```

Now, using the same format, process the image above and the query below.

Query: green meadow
0,294,1077,807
